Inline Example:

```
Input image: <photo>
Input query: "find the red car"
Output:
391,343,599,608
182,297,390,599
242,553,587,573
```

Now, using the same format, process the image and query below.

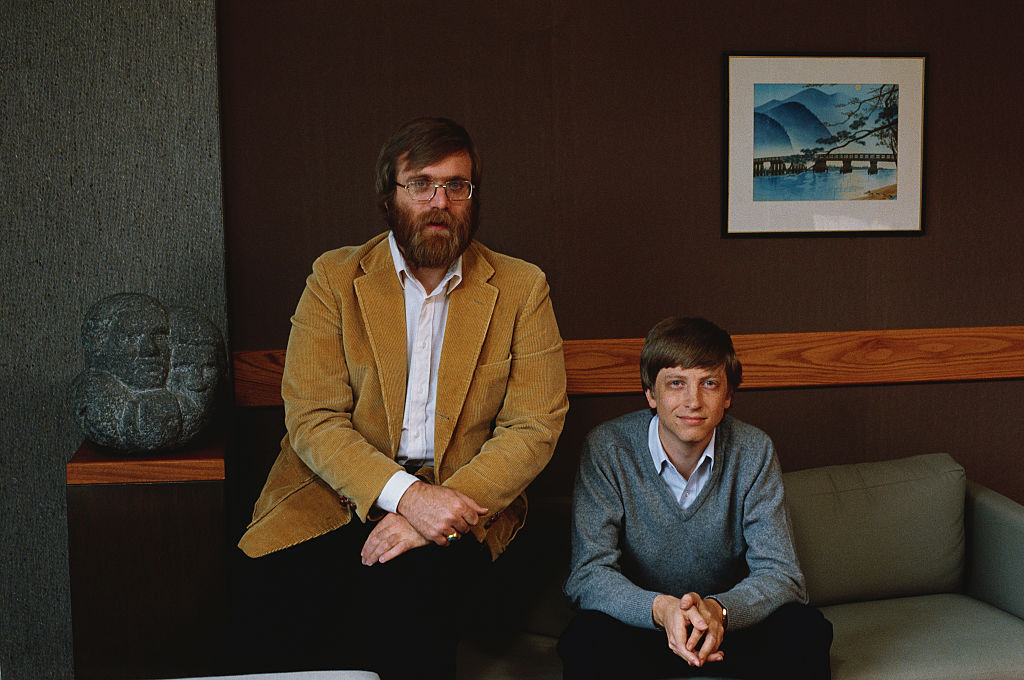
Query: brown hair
375,117,480,217
640,317,743,394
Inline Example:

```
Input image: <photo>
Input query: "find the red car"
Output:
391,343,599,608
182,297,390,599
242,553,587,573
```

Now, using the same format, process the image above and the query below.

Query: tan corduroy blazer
238,232,569,560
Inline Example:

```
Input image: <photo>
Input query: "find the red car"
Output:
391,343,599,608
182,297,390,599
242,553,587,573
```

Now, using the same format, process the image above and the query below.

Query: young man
560,317,832,679
232,117,568,678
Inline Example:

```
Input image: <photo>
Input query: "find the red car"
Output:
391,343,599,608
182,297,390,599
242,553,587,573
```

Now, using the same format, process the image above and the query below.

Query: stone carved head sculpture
82,293,171,389
71,293,226,453
167,305,227,441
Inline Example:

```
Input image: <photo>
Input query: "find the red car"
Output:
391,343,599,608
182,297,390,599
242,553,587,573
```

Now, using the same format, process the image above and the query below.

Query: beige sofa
458,453,1024,679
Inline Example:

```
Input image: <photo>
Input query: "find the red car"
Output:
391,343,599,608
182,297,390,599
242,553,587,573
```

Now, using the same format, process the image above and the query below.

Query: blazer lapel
434,245,497,463
354,240,407,453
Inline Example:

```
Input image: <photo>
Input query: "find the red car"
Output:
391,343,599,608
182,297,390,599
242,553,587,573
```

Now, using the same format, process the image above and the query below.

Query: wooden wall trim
233,326,1024,406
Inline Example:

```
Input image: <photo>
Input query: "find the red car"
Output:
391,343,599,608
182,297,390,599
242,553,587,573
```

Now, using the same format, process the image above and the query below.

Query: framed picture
726,54,926,235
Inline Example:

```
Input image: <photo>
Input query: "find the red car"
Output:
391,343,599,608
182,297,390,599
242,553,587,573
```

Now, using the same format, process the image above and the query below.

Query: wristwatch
707,596,728,630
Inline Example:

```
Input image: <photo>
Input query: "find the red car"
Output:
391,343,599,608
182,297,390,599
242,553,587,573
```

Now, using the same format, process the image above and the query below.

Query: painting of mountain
753,112,793,156
755,87,850,125
759,102,832,156
753,83,894,156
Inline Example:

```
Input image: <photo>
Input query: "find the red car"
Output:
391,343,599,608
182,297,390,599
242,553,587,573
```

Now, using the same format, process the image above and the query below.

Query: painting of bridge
754,152,897,176
752,83,899,201
726,55,925,233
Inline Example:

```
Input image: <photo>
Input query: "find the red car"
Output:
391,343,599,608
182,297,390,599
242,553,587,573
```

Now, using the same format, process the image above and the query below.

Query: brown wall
218,1,1024,502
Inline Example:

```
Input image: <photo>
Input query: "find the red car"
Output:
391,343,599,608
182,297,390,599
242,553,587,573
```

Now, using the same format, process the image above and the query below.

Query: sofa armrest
965,480,1024,619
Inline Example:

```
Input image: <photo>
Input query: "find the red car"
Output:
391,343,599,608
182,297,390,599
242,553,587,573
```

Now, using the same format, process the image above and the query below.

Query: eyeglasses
395,179,474,201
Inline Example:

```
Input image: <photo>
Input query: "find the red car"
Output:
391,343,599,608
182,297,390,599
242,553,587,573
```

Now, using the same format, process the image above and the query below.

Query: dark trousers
224,519,491,679
558,603,833,680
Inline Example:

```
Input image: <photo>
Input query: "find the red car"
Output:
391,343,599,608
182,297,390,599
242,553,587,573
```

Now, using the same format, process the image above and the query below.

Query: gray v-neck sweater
564,410,806,631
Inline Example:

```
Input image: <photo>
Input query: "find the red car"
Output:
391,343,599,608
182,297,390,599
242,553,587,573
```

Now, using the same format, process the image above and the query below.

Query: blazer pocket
468,355,512,420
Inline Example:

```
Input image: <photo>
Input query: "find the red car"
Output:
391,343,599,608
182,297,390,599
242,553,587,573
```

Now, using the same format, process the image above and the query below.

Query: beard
389,202,478,270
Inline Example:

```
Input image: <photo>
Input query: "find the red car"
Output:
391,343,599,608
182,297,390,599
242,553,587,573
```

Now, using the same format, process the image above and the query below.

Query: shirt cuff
376,469,420,514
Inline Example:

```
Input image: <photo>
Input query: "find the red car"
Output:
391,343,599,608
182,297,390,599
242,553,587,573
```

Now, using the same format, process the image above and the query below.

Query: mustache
414,209,458,230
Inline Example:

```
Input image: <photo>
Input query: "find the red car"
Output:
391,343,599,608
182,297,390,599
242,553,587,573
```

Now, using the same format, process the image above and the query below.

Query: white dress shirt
375,232,463,513
648,415,715,510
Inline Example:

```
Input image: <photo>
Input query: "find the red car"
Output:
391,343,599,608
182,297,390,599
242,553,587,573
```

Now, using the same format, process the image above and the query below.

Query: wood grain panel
232,347,287,407
66,438,226,485
68,481,225,678
561,337,644,394
732,326,1024,389
233,326,1024,403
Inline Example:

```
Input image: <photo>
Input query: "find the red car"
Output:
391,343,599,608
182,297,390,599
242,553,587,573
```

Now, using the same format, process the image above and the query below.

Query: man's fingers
685,624,704,652
360,532,384,565
456,489,488,516
378,545,402,563
449,516,472,535
378,538,415,563
665,629,699,666
361,513,430,561
452,489,487,526
399,482,487,542
681,601,708,632
696,629,722,664
362,517,402,563
675,644,700,666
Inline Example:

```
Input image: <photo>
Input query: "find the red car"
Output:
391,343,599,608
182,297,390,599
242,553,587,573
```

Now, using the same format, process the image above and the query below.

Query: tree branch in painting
809,83,899,162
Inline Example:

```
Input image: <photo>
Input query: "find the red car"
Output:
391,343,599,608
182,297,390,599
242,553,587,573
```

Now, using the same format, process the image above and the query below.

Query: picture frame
726,54,926,235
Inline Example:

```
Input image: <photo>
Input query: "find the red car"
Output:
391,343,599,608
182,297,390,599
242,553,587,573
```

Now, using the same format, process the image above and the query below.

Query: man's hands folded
652,592,727,667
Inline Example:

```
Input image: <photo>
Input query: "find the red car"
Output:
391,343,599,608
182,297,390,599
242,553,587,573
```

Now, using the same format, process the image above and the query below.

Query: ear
724,389,734,410
644,387,658,410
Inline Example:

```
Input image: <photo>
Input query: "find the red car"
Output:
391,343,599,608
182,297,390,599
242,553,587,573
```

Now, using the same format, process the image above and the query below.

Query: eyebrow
403,172,469,182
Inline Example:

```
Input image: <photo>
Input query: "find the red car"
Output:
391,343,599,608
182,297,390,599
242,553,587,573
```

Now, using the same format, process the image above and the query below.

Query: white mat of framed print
726,55,925,235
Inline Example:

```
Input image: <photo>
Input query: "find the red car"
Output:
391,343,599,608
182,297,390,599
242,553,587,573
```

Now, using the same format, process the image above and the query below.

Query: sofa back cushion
783,453,966,607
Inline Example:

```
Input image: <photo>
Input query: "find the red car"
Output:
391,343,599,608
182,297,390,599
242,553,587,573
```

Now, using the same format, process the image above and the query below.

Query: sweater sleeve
563,431,663,629
709,436,807,630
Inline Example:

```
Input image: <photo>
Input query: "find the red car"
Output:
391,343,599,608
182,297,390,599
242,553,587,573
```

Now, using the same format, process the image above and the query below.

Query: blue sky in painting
753,83,877,107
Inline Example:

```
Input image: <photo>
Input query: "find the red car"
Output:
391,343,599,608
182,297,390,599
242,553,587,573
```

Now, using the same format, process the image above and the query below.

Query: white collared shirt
648,415,715,510
375,232,463,513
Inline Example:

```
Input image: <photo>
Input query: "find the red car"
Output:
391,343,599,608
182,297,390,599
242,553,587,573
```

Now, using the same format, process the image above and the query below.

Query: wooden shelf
66,437,225,485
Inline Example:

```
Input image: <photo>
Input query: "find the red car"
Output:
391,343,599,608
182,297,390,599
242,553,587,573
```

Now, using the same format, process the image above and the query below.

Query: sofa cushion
783,453,965,606
821,593,1024,680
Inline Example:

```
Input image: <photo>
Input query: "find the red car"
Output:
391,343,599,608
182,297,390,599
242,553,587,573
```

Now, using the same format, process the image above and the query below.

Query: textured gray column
0,2,227,677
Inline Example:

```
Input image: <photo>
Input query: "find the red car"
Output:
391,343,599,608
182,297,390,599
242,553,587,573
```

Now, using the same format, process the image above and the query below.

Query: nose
429,185,450,209
137,333,161,357
682,385,703,409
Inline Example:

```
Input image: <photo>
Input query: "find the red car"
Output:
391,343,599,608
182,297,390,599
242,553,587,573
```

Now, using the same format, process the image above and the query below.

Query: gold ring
446,531,460,543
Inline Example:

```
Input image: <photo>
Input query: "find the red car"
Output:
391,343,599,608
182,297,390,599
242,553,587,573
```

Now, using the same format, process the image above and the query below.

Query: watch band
707,596,728,630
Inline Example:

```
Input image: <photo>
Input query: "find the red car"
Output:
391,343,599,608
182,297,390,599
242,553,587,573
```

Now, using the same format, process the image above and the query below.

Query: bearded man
232,117,568,679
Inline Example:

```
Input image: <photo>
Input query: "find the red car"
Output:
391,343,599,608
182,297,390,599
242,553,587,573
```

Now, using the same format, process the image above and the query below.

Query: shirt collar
388,231,463,295
647,413,716,476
